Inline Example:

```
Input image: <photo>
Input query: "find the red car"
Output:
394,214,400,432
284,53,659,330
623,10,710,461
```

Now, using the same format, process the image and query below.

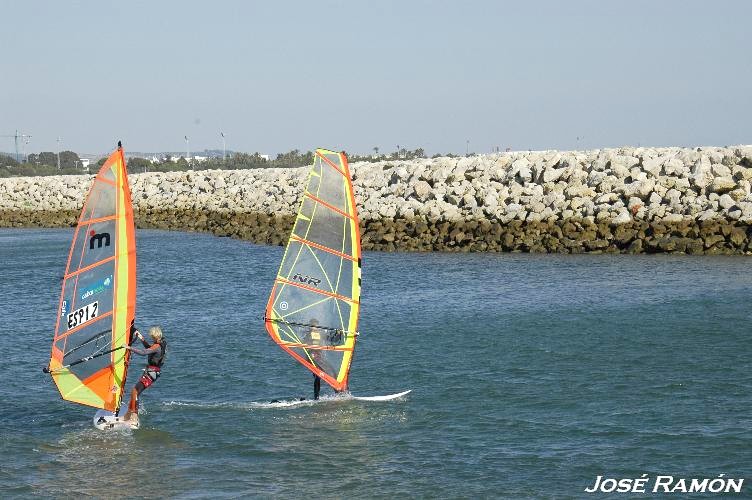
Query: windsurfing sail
264,149,361,391
45,143,136,412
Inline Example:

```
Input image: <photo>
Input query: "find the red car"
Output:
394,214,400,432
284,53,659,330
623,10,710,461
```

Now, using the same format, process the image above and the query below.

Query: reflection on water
29,425,194,497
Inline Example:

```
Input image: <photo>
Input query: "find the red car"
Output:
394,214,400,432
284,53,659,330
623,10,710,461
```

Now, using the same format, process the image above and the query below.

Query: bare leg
124,387,139,420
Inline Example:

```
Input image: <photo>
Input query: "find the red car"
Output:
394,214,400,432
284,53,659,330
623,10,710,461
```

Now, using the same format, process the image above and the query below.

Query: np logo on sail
292,273,321,287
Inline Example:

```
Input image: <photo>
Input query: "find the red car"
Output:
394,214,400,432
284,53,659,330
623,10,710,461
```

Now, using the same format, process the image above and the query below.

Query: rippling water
1,228,750,498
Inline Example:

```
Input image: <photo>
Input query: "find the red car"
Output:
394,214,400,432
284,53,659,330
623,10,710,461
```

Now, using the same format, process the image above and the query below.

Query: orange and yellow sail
46,143,136,411
265,149,361,391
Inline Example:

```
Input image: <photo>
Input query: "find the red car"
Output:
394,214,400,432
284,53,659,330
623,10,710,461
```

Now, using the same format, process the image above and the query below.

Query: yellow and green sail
265,149,361,391
47,144,136,412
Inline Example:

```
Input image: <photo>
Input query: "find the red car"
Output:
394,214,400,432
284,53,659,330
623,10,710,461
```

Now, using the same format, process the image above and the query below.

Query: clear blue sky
1,0,750,156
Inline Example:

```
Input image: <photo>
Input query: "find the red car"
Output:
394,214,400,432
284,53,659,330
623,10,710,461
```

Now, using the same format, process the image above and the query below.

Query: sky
1,0,751,157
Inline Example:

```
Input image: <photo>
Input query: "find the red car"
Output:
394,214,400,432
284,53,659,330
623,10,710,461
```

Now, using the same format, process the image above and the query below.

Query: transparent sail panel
294,202,354,256
278,241,354,299
312,157,347,212
271,283,355,343
99,164,116,183
66,219,117,272
81,179,116,222
289,346,344,379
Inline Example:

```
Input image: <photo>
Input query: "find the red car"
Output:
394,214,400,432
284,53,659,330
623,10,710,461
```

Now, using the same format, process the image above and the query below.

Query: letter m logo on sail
89,231,111,250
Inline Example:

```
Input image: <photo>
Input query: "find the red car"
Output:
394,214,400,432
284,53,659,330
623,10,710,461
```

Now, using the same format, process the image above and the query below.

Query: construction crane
0,130,32,163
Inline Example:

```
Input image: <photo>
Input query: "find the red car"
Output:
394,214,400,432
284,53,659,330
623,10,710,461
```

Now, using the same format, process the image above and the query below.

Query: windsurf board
93,409,139,430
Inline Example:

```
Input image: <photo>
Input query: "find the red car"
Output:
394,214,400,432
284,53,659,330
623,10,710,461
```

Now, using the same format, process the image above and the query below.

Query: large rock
542,166,565,183
412,180,433,201
718,194,736,210
622,179,655,200
613,211,632,224
710,177,737,194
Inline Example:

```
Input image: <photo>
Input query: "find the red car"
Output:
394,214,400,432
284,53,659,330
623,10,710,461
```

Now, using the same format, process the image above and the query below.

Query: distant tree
274,149,313,168
8,164,38,176
59,151,81,169
126,157,151,174
0,154,20,168
229,152,269,169
27,152,57,167
150,159,182,173
6,146,438,176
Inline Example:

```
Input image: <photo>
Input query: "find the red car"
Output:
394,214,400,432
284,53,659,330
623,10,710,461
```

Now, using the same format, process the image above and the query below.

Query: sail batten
265,149,361,391
289,235,357,261
273,277,360,304
304,192,357,220
64,256,116,279
81,214,119,225
47,145,136,412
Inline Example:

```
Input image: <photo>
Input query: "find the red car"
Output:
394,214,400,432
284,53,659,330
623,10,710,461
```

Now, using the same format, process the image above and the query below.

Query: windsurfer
264,151,358,404
307,319,340,399
124,325,166,421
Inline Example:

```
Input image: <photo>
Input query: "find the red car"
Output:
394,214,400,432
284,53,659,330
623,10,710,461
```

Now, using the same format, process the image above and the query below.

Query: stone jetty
2,145,752,254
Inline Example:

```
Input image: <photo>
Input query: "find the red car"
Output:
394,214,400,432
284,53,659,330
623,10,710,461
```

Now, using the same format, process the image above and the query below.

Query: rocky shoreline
2,145,752,254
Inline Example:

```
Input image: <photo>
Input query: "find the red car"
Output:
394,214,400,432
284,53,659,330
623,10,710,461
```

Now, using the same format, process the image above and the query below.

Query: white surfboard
250,398,314,409
351,390,412,401
93,409,139,430
251,390,412,408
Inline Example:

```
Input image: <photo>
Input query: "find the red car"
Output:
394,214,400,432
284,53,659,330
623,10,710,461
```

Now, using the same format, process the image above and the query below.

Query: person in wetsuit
124,325,166,421
306,319,340,400
307,319,324,399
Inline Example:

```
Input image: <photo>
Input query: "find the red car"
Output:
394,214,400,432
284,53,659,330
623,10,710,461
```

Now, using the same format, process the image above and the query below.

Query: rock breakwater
2,145,752,254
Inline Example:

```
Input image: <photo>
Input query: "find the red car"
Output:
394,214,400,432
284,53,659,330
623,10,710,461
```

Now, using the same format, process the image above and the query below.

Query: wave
161,393,353,410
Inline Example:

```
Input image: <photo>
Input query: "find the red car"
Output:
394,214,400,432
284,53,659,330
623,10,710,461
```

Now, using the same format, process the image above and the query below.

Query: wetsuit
128,330,166,412
307,325,343,399
313,373,322,400
308,326,325,399
310,349,339,399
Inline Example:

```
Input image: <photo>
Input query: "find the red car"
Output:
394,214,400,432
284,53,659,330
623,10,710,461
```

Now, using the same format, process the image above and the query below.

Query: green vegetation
126,148,431,174
350,147,426,162
0,152,85,178
1,146,436,178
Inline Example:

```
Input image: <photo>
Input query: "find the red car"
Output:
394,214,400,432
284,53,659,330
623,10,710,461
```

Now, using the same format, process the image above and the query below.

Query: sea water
0,228,750,498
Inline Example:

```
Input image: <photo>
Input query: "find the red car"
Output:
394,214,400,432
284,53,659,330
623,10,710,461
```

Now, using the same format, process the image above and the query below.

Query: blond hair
149,326,163,341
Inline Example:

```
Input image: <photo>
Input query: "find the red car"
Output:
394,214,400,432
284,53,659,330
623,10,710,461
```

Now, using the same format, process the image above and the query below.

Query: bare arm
128,343,160,356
